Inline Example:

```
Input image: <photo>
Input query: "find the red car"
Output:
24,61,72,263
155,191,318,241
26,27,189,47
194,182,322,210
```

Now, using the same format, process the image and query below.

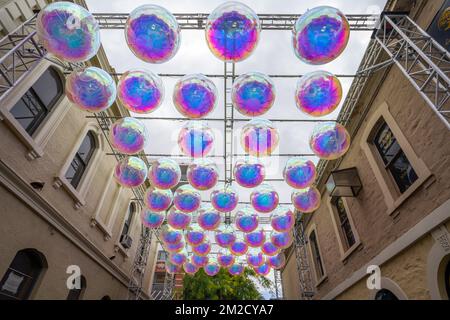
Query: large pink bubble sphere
185,224,207,246
234,158,265,188
110,117,148,155
246,250,265,268
114,156,147,188
140,209,165,229
125,5,180,63
250,183,279,213
173,184,202,213
148,158,181,190
211,184,239,213
283,157,316,189
270,206,295,232
309,122,350,160
187,159,219,191
160,225,183,246
291,187,321,213
144,188,172,213
271,231,294,249
167,207,192,230
178,121,215,158
244,229,266,248
197,204,221,231
268,252,286,270
215,224,237,248
183,261,199,275
235,206,259,233
218,249,235,268
241,118,279,157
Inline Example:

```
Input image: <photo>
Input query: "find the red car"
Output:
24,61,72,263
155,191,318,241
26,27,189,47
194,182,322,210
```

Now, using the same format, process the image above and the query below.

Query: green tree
182,267,272,300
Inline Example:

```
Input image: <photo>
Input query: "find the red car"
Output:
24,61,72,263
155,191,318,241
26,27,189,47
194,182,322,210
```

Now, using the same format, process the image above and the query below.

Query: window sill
90,218,112,241
53,176,86,209
386,173,435,216
341,241,363,264
315,275,328,288
114,243,130,259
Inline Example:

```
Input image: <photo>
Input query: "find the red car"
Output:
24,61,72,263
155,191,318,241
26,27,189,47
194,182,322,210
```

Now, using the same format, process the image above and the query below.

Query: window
121,202,137,237
67,275,86,300
374,289,399,300
445,260,450,300
372,121,418,194
10,67,63,136
309,230,325,280
157,250,168,261
0,249,47,300
332,197,356,250
65,131,97,189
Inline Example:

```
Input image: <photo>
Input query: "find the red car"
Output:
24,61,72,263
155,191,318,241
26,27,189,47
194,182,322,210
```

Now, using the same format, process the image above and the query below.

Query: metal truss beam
93,13,378,31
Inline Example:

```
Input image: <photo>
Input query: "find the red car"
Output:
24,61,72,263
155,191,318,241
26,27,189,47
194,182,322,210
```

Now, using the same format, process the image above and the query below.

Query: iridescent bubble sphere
165,261,181,274
295,71,342,117
164,240,185,253
183,261,199,275
309,122,350,160
114,156,147,188
218,249,235,268
206,2,261,62
228,261,245,276
197,204,221,231
235,206,259,233
192,241,211,256
246,250,265,268
270,206,295,232
268,253,286,270
230,234,248,256
291,187,321,213
254,263,271,276
271,231,294,249
241,118,279,157
215,224,237,248
244,229,266,247
37,2,100,63
117,70,164,114
261,241,280,256
211,184,239,213
167,207,192,230
178,121,215,158
148,158,181,190
110,117,148,155
185,224,207,246
141,209,165,229
66,67,116,112
292,6,350,65
283,157,316,189
173,185,201,213
187,159,219,191
204,258,220,276
161,225,183,245
144,188,172,212
250,183,279,213
169,250,188,266
173,74,218,119
232,72,275,117
125,5,180,63
191,254,209,268
234,158,265,188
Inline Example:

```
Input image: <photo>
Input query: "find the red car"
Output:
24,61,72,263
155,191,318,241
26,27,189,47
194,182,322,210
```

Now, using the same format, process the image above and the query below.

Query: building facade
0,0,159,300
282,0,450,300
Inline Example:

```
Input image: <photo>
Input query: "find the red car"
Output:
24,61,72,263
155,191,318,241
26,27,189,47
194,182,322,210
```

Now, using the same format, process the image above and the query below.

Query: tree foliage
182,267,272,300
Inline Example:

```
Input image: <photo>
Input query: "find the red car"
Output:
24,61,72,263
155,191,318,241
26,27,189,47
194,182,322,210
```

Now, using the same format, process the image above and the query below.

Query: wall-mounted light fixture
326,167,362,198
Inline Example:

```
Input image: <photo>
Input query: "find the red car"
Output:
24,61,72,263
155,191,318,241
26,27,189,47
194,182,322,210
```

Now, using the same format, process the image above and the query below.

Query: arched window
0,249,47,300
10,67,63,135
119,202,137,249
65,131,97,189
445,260,450,300
67,275,86,300
374,289,399,300
101,295,111,300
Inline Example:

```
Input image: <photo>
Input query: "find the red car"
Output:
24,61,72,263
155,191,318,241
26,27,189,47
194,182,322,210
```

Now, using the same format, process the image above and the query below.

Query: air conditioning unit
120,234,133,249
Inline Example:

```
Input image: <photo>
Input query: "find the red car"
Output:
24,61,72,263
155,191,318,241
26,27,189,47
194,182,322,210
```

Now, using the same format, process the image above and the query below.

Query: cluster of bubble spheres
309,122,350,160
210,184,239,213
250,183,279,213
173,74,218,119
167,207,192,230
187,160,219,191
114,156,147,188
295,71,342,117
204,258,220,276
140,209,165,229
218,249,235,268
283,157,316,189
178,121,215,158
241,119,279,157
117,70,164,114
197,204,221,231
148,158,181,190
125,5,180,63
244,229,266,247
66,67,116,112
232,72,276,117
37,2,100,63
235,206,259,233
173,185,201,213
215,224,237,248
144,188,172,212
185,224,207,246
205,2,261,62
110,117,148,155
292,6,350,65
271,206,295,233
233,158,265,188
291,187,321,213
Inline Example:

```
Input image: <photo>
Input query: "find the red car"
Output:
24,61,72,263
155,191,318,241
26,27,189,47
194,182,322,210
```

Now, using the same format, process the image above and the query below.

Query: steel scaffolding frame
1,9,448,301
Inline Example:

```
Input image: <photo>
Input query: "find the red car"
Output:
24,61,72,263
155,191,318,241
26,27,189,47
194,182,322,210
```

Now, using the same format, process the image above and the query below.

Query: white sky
85,0,387,299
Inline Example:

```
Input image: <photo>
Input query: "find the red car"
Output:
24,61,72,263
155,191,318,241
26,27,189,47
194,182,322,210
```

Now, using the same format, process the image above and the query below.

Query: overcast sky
85,0,386,299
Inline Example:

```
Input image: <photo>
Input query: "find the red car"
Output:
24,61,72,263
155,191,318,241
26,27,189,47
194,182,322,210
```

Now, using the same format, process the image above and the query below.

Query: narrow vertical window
65,131,97,189
309,230,325,279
